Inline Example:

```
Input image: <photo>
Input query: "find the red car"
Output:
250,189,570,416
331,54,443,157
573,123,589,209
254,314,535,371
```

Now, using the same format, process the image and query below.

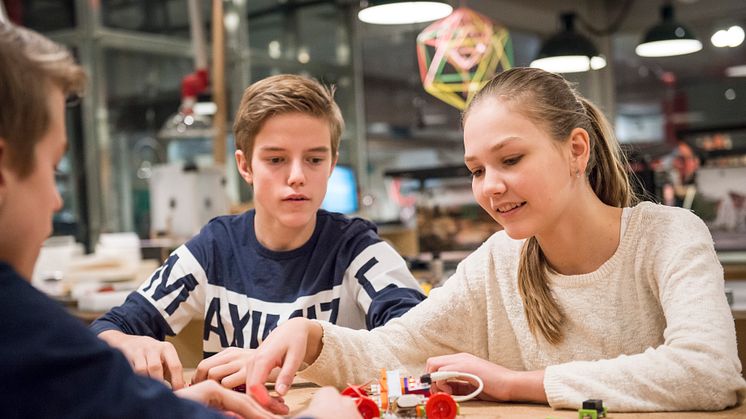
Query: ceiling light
636,4,702,57
711,25,744,48
530,13,606,73
358,1,453,25
726,65,746,77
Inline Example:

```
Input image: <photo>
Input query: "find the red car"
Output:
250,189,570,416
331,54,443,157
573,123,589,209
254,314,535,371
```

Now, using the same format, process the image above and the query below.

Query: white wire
427,371,484,402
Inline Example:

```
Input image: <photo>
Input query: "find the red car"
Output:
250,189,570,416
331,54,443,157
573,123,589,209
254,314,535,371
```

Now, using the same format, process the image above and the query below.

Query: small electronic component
578,399,607,419
341,369,482,419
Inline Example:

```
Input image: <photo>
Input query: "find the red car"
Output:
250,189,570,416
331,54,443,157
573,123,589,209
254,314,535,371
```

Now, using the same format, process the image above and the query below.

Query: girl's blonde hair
464,67,638,344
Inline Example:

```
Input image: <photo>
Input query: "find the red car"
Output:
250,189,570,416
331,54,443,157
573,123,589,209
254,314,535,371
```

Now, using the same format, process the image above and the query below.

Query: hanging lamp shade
635,4,702,57
530,13,606,73
358,1,453,25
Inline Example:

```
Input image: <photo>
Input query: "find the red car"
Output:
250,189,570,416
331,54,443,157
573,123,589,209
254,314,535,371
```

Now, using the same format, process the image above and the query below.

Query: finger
247,384,288,415
264,395,290,416
425,354,459,372
221,369,247,389
448,380,476,395
162,346,185,390
131,352,148,376
431,381,453,395
246,353,281,392
145,350,165,381
217,386,281,419
272,348,304,396
194,353,228,384
207,361,242,383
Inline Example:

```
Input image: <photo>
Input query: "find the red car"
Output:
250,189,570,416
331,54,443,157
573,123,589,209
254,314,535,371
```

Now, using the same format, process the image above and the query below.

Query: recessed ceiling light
725,65,746,77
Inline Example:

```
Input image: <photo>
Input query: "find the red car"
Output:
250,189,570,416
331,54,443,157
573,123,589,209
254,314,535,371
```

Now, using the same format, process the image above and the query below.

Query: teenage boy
0,22,366,418
91,74,425,388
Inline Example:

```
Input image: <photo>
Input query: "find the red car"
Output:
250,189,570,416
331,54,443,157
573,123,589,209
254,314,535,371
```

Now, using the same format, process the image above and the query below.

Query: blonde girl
235,67,745,412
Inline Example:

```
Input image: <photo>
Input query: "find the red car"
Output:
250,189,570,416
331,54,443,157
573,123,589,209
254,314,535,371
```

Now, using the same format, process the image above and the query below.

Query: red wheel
355,396,380,419
342,384,366,398
425,393,458,419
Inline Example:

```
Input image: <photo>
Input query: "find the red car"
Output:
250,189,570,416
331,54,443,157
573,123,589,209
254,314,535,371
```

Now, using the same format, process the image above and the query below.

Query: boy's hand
193,347,280,388
98,329,185,389
175,380,282,418
296,387,362,419
245,318,324,397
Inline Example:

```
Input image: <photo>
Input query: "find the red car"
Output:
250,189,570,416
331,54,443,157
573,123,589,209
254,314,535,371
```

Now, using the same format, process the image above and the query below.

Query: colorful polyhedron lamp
416,7,513,110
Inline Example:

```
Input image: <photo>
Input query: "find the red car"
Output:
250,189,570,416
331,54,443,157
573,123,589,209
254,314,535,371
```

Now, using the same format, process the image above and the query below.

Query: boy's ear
568,127,590,175
235,149,253,184
329,152,339,177
0,139,7,205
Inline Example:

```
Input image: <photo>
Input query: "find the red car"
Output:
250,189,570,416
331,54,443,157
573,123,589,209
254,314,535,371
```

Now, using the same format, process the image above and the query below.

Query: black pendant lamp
530,13,606,73
635,3,702,57
358,1,453,25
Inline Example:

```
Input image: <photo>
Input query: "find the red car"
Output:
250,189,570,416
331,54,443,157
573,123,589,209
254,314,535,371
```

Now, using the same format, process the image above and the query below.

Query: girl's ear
234,149,253,185
568,127,591,176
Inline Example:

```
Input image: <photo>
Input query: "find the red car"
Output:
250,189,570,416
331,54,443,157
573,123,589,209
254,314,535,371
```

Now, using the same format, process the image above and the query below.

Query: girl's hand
243,318,324,397
425,352,546,403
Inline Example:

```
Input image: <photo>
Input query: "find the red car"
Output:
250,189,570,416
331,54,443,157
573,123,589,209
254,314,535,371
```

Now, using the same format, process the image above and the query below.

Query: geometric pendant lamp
416,7,514,110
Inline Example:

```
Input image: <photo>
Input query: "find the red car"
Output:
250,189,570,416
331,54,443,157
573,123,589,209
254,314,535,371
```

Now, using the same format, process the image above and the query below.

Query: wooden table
278,384,746,418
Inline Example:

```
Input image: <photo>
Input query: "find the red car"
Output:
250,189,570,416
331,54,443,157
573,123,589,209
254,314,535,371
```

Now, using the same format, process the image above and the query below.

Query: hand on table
175,380,282,418
192,347,280,389
426,352,545,402
239,318,323,399
98,329,185,389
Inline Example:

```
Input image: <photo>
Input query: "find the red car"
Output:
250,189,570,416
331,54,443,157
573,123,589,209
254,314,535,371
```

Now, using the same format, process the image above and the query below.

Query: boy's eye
268,157,284,164
308,157,324,164
469,168,484,178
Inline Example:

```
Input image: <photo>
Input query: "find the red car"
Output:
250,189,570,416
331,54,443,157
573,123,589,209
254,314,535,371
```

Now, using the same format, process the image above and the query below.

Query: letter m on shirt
142,254,198,315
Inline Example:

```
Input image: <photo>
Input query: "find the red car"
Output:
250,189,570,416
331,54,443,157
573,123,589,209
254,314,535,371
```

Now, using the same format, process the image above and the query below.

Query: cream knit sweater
299,202,746,411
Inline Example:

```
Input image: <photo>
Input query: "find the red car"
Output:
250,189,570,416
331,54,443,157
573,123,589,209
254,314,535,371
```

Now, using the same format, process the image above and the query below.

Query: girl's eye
503,155,523,166
469,168,484,178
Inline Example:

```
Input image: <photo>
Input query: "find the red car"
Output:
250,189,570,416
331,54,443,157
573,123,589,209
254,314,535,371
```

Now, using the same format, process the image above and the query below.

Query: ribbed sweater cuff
543,365,571,409
297,321,337,386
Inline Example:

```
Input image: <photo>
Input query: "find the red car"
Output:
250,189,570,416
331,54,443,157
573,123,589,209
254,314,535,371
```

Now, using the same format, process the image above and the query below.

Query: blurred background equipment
149,163,230,240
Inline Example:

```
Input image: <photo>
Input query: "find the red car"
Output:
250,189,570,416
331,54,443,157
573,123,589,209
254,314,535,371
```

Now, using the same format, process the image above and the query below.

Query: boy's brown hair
0,23,86,178
233,74,344,161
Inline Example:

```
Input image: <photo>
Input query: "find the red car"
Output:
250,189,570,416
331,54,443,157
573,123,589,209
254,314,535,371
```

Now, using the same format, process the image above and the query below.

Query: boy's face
236,112,336,232
0,86,66,279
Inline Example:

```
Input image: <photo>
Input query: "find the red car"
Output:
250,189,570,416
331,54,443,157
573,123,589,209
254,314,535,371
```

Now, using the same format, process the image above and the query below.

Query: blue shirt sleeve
0,264,226,419
90,291,175,339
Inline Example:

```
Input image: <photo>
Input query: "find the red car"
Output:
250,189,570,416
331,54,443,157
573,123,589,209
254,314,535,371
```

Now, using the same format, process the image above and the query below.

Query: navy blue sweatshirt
91,210,425,357
0,262,227,419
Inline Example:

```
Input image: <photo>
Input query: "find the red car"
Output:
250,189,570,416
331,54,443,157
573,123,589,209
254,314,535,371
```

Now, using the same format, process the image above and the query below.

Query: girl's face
463,98,577,240
0,86,66,278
